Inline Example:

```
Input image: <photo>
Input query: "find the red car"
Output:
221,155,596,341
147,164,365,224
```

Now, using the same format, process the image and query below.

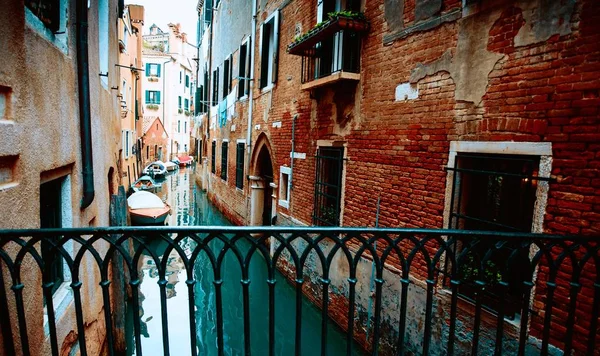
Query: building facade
142,23,197,161
0,0,125,354
196,0,600,353
118,4,145,190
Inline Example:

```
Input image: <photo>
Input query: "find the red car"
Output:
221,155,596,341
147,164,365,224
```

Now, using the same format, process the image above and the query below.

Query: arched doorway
250,135,275,226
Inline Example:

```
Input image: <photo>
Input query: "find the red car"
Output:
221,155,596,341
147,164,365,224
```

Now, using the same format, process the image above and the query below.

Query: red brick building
195,0,599,353
141,116,169,166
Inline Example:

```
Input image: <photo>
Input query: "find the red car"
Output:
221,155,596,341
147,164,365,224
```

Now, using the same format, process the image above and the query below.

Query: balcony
0,226,598,355
288,14,369,90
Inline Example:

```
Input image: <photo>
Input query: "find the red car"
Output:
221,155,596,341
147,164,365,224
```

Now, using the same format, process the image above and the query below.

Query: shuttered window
221,141,228,181
236,143,244,189
211,141,216,174
259,10,279,89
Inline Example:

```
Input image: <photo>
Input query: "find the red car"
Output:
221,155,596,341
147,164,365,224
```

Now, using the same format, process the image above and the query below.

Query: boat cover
127,191,165,209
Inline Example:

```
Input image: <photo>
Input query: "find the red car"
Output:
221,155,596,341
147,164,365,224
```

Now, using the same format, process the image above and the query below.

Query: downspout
205,3,214,191
289,113,297,212
245,0,257,186
77,0,94,209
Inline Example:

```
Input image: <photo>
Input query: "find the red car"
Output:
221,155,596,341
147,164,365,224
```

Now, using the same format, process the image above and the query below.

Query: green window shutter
157,91,161,104
145,63,150,74
157,64,161,77
145,91,150,103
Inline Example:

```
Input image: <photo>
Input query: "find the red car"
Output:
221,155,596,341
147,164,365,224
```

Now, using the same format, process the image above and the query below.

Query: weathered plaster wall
0,0,123,354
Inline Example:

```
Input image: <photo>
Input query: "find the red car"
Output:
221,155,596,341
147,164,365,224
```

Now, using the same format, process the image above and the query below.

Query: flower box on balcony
288,13,369,56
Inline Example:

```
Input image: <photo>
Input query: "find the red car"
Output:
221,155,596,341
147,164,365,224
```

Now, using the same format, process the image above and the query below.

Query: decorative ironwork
0,227,598,356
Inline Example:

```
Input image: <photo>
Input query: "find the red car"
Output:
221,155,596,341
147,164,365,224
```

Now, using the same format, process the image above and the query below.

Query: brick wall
201,0,600,353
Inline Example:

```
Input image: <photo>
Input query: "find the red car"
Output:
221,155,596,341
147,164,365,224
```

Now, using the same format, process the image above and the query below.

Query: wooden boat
127,191,171,225
143,161,167,178
178,155,193,167
131,175,159,192
164,161,178,172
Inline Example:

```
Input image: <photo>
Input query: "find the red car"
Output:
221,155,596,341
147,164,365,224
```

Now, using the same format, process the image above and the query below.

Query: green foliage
146,104,159,110
178,108,183,114
184,110,191,116
460,253,503,285
290,11,366,46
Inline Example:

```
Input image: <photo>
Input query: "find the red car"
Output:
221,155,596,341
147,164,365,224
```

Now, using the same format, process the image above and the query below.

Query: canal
126,167,364,355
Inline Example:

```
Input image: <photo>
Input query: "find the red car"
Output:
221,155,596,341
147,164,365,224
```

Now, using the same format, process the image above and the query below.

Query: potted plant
146,104,159,110
178,108,183,114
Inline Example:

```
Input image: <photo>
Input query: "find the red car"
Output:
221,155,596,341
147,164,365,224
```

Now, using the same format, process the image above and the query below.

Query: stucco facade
142,24,197,161
196,0,600,354
118,5,145,190
0,0,124,354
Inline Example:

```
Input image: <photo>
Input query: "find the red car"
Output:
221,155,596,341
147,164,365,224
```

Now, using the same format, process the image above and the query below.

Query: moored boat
178,155,193,167
143,161,167,178
131,175,159,192
127,191,171,225
164,161,178,172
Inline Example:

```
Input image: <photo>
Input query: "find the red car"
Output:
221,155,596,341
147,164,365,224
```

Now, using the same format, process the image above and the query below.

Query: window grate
211,141,216,174
313,147,344,226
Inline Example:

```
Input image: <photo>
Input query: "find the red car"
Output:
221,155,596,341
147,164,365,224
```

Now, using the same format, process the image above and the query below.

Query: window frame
313,146,345,226
238,38,251,99
279,166,291,208
259,10,280,90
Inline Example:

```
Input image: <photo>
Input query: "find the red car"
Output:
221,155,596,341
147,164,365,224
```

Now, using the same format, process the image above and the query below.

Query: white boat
127,191,171,225
131,175,159,192
164,161,178,172
143,161,167,178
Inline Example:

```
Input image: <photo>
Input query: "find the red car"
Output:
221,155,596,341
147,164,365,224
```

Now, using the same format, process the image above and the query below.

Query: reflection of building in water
157,169,197,227
141,249,185,299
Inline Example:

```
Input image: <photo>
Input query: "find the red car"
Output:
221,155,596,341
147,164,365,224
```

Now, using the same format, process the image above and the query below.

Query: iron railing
0,227,598,355
300,29,361,84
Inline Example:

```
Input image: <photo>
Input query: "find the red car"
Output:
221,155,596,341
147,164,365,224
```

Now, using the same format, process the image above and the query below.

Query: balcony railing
0,227,598,355
288,15,368,89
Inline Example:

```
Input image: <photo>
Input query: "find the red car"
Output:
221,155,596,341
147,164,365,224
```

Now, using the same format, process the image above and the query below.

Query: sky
127,0,199,44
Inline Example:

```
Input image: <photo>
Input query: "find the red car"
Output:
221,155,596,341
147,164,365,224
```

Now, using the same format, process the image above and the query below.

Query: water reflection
126,168,364,355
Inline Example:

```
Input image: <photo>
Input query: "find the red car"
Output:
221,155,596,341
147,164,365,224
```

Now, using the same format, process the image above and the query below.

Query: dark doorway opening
256,146,274,226
40,178,64,296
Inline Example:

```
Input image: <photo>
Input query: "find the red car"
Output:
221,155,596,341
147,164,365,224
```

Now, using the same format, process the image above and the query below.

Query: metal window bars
0,227,598,356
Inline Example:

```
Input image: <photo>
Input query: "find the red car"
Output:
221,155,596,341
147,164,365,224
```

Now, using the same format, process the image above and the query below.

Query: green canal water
126,168,364,355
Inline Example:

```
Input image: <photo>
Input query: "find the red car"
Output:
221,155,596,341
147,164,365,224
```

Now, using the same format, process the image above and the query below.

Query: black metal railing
300,30,361,84
0,227,599,355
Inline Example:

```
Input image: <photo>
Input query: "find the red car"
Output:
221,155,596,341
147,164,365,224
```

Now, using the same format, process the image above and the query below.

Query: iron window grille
236,143,244,189
313,146,344,226
39,179,64,296
211,141,216,174
444,153,549,320
221,141,228,181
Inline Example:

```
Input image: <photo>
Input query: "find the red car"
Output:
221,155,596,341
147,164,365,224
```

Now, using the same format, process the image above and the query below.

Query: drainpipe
289,113,297,211
161,58,173,159
77,0,94,209
245,0,257,185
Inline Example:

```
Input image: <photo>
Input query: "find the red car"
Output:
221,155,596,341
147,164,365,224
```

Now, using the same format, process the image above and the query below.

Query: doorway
256,146,274,226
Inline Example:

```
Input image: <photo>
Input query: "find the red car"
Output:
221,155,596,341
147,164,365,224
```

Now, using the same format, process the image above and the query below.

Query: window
212,68,219,105
223,55,232,98
313,147,344,226
198,140,203,162
186,74,190,88
446,152,542,320
178,120,181,133
145,91,161,104
236,142,244,189
211,141,216,174
221,141,228,180
146,63,161,77
279,166,291,208
184,144,188,152
238,40,251,98
146,145,149,159
184,98,189,111
178,96,182,109
184,121,187,133
122,19,129,52
26,0,60,32
40,178,65,295
203,70,210,110
259,11,280,89
180,71,182,83
122,130,130,158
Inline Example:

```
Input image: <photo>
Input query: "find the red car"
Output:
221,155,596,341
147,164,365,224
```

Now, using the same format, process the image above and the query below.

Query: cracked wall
408,0,576,106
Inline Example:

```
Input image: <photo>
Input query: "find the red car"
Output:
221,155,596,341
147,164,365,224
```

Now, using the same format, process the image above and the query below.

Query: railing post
109,185,128,353
0,265,15,355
